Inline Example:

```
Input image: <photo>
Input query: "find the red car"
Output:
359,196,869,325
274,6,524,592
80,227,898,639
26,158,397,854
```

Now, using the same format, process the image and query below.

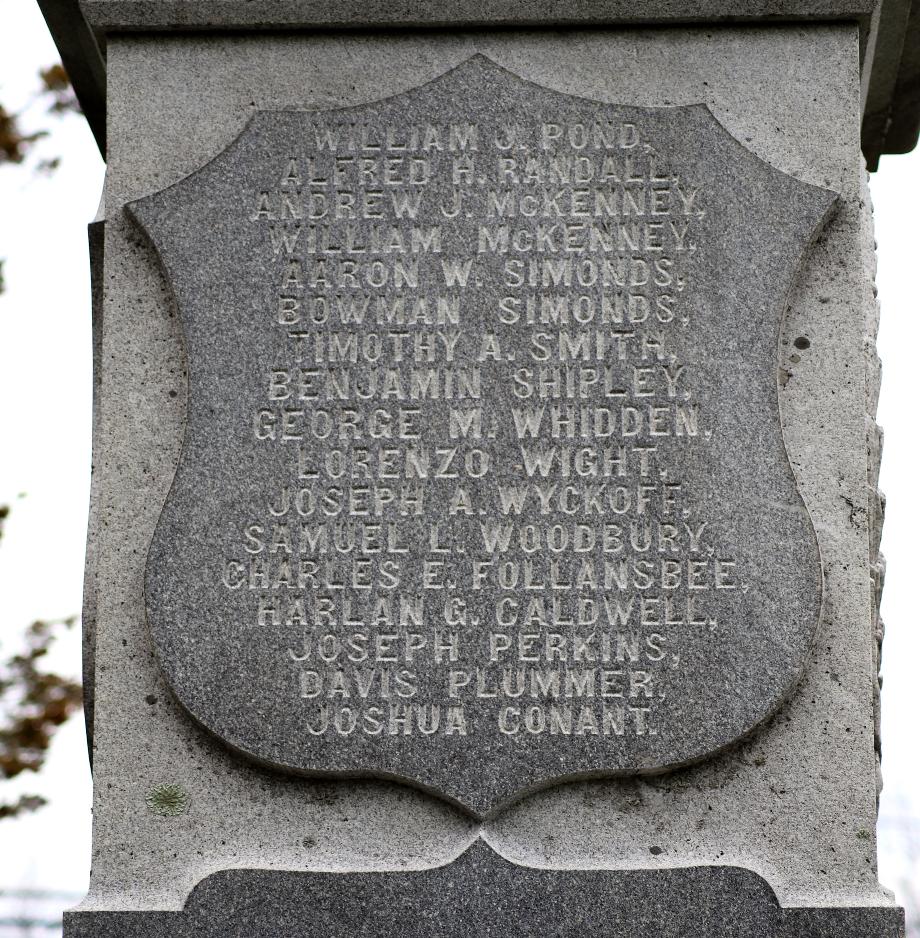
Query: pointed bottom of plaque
64,841,903,938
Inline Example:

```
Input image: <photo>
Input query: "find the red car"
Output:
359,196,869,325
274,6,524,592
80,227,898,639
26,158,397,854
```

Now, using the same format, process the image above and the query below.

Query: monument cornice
37,0,920,169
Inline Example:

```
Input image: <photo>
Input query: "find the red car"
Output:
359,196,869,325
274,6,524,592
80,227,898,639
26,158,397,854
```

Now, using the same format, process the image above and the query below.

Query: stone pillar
41,2,916,934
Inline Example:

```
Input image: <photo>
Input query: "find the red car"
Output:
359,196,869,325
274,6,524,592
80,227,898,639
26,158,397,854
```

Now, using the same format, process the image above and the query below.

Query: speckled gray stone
128,56,834,817
78,0,878,32
65,841,904,937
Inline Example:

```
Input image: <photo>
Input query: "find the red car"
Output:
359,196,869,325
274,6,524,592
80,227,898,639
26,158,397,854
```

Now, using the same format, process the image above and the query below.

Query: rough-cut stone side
860,164,886,807
64,842,906,938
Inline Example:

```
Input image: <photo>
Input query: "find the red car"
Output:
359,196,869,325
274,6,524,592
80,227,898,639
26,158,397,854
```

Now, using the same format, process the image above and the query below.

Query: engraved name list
236,113,728,747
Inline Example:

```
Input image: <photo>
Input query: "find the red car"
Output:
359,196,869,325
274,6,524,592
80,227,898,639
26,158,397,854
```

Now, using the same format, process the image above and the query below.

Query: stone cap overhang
37,0,919,167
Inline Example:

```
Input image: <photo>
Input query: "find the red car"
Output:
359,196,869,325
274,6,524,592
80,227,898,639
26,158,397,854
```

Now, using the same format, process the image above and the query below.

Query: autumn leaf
39,64,80,115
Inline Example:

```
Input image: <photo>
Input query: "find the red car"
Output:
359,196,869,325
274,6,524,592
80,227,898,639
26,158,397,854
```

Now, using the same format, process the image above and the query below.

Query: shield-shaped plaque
130,56,835,817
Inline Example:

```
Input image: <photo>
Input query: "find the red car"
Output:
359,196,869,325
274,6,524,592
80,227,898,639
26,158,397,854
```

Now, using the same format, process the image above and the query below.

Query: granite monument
36,3,915,935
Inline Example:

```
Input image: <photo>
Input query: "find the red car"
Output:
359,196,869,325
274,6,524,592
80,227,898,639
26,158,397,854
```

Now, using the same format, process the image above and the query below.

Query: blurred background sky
0,1,917,933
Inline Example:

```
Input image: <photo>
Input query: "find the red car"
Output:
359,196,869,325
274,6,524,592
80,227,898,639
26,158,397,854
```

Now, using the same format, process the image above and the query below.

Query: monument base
65,841,903,938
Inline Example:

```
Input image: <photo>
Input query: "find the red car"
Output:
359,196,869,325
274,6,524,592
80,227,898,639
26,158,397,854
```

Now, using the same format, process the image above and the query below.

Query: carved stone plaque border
130,56,835,816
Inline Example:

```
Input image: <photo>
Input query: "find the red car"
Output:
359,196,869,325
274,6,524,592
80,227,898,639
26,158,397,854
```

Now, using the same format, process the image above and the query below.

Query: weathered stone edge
40,0,920,167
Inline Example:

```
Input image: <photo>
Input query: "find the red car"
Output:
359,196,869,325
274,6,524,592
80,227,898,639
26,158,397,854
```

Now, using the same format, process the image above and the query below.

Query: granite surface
53,0,920,164
79,0,878,31
75,28,893,915
129,55,834,817
64,841,904,937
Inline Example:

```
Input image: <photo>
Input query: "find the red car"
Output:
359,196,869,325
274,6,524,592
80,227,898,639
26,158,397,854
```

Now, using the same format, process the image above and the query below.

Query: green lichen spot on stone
146,784,189,817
